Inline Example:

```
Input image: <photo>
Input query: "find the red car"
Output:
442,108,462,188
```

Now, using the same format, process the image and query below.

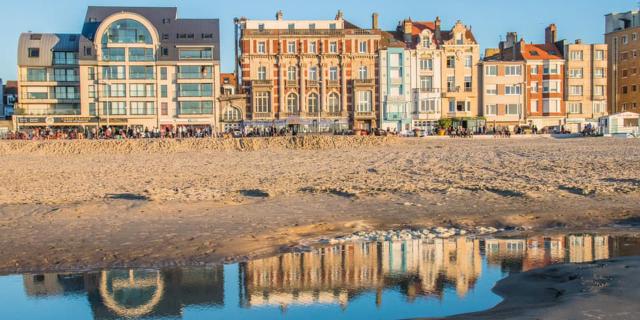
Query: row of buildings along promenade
10,6,640,133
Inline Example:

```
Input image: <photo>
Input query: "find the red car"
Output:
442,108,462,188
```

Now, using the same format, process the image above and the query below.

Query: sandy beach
1,135,640,317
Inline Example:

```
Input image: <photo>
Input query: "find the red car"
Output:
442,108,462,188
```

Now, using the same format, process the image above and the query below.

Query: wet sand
1,136,640,318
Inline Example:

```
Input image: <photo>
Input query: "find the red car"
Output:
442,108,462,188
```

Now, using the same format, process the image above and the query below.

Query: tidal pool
1,233,639,319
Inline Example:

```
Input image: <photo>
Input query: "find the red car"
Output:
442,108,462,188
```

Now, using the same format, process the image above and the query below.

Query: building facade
237,11,382,133
563,40,608,132
16,6,220,131
379,45,413,132
480,32,526,130
606,10,640,114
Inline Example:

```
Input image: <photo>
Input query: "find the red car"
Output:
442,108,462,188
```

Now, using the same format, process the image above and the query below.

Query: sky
0,0,636,81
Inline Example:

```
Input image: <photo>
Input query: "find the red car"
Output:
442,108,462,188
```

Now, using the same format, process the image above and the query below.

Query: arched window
257,66,267,80
287,66,297,81
223,106,242,121
358,66,368,80
307,93,319,113
101,19,153,45
287,93,299,113
328,93,341,113
422,33,432,48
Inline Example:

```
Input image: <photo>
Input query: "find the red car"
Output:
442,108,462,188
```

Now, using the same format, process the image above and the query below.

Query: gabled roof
380,30,406,48
521,43,563,60
412,21,436,35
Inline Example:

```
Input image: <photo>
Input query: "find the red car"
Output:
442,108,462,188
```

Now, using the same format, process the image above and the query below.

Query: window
179,101,213,114
258,24,265,31
89,103,97,116
531,100,538,112
358,66,368,80
222,107,241,121
329,42,338,53
570,50,583,61
593,101,605,114
101,66,125,80
449,99,455,112
54,69,78,82
130,102,155,115
420,76,433,90
329,23,336,30
162,48,169,56
128,48,154,62
389,53,401,67
420,99,437,113
422,36,432,48
447,76,455,92
309,41,317,53
327,93,341,112
88,67,95,81
102,19,152,44
505,85,521,95
594,50,605,60
287,66,297,81
506,104,519,115
257,41,266,54
102,84,126,97
88,85,96,98
634,33,638,41
531,81,539,93
28,48,40,58
543,99,561,113
129,84,155,97
179,48,212,60
307,93,319,112
84,46,92,56
465,55,473,68
485,65,497,76
129,66,154,80
177,65,212,79
359,41,368,53
26,68,47,81
624,118,639,127
357,91,372,112
156,67,165,81
543,63,559,75
53,52,77,65
178,83,213,97
254,92,270,113
161,85,168,98
594,68,605,78
464,76,472,92
308,66,318,80
257,66,267,80
485,104,497,115
568,102,582,114
505,65,522,76
455,33,464,45
309,23,316,30
161,102,168,115
30,34,42,40
485,84,497,95
288,41,296,53
569,85,583,96
456,101,471,112
54,87,78,99
102,48,125,61
530,66,538,75
543,80,560,93
420,59,433,71
102,101,126,115
329,67,338,81
594,85,605,96
623,86,628,94
286,93,299,112
288,23,295,30
446,56,455,68
569,68,583,78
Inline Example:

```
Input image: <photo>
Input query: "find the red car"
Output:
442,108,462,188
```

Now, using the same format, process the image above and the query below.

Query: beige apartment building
606,10,640,114
564,40,608,132
480,32,526,130
237,11,382,133
16,7,220,132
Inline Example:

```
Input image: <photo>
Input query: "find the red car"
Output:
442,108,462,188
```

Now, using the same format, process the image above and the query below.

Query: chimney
545,24,557,44
506,32,518,48
372,13,379,30
434,16,442,42
276,10,283,21
335,10,344,21
402,19,413,43
575,39,583,44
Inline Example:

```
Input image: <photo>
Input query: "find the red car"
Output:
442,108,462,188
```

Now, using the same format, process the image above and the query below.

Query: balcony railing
323,111,346,117
177,72,214,80
384,112,409,121
464,86,473,92
355,111,375,118
447,86,461,93
252,79,273,86
327,80,341,87
354,79,374,86
14,107,81,116
252,112,274,119
282,111,301,117
306,80,320,87
419,87,439,93
286,80,299,87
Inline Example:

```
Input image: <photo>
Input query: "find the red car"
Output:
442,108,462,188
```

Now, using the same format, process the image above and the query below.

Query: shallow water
1,233,639,320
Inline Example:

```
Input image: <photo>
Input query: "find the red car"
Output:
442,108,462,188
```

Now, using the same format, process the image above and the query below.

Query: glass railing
177,73,213,79
53,58,78,65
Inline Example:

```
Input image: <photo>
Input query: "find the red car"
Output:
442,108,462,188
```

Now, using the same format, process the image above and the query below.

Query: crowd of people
2,126,217,140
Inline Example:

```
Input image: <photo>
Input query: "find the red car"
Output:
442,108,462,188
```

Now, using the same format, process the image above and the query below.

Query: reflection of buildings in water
240,238,483,308
485,234,611,272
22,266,224,319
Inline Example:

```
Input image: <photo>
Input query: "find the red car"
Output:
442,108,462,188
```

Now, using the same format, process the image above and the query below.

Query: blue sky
0,0,635,80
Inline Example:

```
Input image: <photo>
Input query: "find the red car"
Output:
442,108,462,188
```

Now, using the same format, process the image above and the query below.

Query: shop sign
17,117,47,124
54,117,99,124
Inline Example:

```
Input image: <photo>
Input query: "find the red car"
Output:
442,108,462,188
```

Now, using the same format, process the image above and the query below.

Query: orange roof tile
521,43,563,60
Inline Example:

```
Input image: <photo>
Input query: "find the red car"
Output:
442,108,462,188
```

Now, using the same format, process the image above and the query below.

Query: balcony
14,107,81,116
177,72,214,80
355,111,375,119
306,80,320,88
252,79,273,87
354,79,374,87
323,111,347,117
282,111,301,117
305,111,320,117
384,112,408,121
286,80,299,87
446,86,461,93
327,80,341,87
464,86,473,92
252,112,274,119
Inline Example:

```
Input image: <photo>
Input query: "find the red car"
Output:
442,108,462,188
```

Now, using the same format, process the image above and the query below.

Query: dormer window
422,36,431,48
258,24,265,31
455,33,463,45
30,34,42,41
162,18,171,24
288,23,295,30
309,23,316,30
329,23,336,30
